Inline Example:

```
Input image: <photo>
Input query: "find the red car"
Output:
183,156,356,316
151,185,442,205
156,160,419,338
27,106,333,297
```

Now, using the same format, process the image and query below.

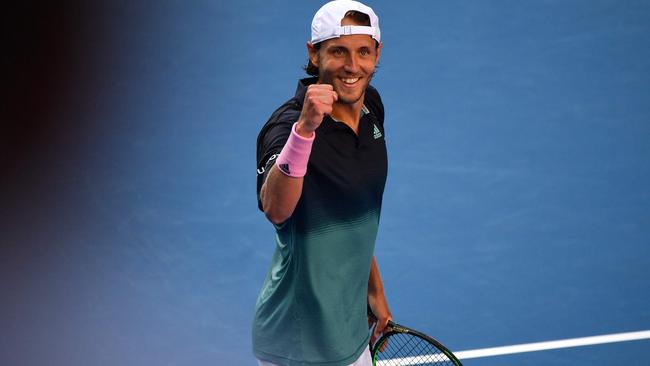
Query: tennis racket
369,316,463,366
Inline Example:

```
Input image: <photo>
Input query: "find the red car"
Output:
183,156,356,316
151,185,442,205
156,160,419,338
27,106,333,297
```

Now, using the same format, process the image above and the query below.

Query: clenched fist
296,84,338,137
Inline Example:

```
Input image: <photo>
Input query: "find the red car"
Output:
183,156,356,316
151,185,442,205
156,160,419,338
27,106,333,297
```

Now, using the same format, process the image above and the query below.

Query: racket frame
370,320,463,366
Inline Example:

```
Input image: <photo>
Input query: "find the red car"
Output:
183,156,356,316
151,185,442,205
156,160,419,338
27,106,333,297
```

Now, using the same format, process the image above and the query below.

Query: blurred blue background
1,1,649,365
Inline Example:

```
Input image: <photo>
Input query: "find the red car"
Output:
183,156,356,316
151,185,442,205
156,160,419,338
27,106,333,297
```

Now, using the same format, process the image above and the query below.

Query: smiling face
308,17,381,106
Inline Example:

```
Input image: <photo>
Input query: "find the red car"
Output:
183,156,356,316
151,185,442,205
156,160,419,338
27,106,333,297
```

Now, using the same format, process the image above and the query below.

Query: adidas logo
373,124,382,139
278,163,290,175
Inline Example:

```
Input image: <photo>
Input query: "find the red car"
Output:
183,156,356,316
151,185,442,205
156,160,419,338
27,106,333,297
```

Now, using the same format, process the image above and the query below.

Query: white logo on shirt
373,124,382,139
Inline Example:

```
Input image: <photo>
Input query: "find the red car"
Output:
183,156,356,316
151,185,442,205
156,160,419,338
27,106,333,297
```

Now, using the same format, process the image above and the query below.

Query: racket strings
375,333,455,365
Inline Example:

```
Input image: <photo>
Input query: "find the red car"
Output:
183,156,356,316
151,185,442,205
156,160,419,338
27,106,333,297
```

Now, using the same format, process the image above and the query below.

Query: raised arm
260,84,337,224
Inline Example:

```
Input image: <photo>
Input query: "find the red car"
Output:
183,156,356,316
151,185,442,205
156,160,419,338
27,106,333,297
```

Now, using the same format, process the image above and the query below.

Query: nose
343,53,360,74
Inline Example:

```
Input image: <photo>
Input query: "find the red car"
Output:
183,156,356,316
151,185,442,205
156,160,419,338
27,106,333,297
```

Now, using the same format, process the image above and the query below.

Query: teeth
341,77,359,84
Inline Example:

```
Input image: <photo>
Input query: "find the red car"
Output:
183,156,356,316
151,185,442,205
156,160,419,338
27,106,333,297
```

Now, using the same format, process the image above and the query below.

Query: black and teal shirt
253,77,387,366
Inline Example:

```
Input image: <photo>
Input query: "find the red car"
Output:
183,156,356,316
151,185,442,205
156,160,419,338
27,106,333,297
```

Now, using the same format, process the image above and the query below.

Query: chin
337,94,363,105
335,87,365,105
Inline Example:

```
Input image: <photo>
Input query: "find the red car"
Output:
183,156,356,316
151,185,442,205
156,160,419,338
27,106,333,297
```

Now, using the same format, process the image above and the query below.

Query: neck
330,96,365,134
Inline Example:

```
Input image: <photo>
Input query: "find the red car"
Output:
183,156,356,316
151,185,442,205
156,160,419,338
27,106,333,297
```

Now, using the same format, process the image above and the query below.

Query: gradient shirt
253,77,387,366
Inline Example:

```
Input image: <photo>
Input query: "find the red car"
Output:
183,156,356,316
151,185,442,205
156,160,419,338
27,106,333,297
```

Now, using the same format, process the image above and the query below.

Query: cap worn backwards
311,0,381,44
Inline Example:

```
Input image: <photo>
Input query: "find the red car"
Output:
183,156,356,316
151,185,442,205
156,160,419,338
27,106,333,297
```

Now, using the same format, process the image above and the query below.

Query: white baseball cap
311,0,381,44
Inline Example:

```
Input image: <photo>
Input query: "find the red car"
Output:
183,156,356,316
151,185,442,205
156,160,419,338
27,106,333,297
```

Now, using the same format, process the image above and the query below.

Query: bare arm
260,84,337,225
368,255,392,343
260,164,305,225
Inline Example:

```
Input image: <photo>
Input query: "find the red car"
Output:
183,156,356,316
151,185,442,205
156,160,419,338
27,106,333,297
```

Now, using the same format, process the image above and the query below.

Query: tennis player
254,1,391,365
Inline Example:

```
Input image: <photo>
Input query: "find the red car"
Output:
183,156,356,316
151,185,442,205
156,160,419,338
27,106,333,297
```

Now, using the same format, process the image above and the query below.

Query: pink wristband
276,123,315,177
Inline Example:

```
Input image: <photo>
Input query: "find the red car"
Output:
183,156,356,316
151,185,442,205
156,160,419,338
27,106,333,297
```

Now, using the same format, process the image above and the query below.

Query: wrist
295,120,316,138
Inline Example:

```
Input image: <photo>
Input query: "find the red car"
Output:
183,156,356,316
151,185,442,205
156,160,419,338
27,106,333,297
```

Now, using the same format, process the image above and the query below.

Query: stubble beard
321,70,376,106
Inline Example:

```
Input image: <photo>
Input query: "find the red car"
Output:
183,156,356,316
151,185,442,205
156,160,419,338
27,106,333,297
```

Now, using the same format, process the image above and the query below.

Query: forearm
368,256,390,314
260,164,304,225
368,255,384,296
260,118,319,225
368,255,391,339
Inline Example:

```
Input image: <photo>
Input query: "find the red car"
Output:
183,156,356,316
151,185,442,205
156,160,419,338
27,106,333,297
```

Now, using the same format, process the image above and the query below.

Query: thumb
373,324,382,340
373,318,387,338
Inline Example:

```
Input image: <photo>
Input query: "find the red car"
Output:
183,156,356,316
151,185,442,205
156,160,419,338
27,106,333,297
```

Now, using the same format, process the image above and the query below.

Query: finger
312,94,336,104
380,338,389,352
314,92,337,105
375,318,386,332
374,318,390,338
371,334,378,347
307,92,337,106
373,323,383,340
377,322,392,351
312,83,333,90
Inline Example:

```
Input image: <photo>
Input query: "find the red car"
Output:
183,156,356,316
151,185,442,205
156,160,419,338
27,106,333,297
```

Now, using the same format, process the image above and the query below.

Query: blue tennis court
1,1,649,365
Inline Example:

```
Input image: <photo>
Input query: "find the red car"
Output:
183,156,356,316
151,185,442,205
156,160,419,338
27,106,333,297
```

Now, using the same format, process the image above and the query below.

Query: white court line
377,330,650,364
456,330,650,359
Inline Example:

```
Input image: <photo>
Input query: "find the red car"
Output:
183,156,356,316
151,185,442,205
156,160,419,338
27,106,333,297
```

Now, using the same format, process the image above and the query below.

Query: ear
307,42,319,67
375,42,382,64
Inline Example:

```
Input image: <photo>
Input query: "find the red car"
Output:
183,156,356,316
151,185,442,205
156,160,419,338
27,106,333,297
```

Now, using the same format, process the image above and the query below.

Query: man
253,1,391,365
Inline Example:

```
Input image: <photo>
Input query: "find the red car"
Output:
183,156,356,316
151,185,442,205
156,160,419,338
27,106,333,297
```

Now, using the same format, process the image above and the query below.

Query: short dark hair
303,10,378,76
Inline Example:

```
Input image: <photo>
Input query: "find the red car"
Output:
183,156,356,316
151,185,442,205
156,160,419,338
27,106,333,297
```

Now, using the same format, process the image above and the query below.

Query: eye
359,48,371,56
333,48,345,56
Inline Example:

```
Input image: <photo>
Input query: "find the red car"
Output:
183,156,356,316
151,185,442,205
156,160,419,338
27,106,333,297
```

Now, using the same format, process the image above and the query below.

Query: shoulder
364,85,384,124
257,98,301,144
